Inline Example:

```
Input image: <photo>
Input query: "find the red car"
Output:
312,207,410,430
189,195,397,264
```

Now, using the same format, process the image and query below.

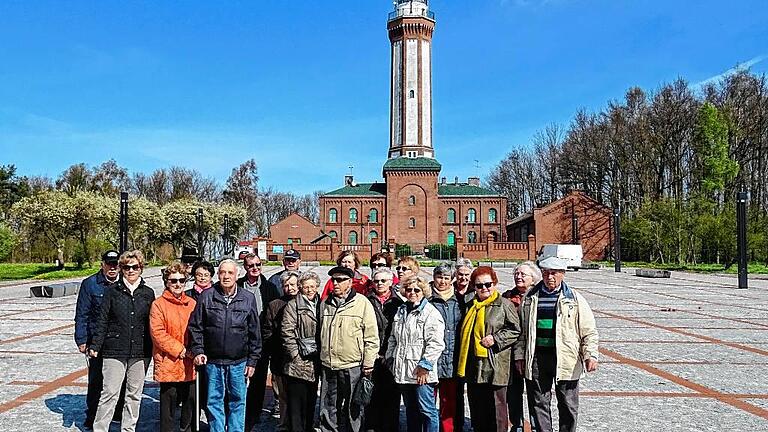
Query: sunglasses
474,282,494,290
121,264,141,271
405,287,422,293
244,263,262,269
395,266,411,271
167,278,187,285
331,277,351,283
370,262,388,268
373,279,390,284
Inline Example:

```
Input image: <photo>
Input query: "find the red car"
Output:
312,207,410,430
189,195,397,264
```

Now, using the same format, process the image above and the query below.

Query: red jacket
149,290,196,382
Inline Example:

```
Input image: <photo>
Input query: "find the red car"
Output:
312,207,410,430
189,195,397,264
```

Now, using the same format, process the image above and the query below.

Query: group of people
74,247,599,432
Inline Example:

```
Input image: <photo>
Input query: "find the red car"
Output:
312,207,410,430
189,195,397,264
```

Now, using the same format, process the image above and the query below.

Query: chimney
441,177,446,185
454,176,459,185
468,177,480,186
344,175,354,187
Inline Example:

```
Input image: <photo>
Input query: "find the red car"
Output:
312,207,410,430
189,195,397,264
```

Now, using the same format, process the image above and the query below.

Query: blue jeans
400,383,439,432
206,361,247,432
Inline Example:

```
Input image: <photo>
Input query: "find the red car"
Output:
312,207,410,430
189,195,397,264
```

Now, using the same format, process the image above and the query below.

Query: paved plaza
0,265,766,431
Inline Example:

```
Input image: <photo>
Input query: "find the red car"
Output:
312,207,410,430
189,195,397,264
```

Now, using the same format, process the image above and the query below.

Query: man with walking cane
188,259,262,432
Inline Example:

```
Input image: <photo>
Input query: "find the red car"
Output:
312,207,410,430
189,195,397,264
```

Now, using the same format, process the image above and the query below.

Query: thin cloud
693,54,768,89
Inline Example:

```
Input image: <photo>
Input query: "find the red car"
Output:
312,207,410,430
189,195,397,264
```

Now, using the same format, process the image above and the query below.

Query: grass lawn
596,260,768,274
0,263,102,281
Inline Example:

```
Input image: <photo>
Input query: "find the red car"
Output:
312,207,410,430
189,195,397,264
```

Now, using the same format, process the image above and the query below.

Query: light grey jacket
386,300,445,384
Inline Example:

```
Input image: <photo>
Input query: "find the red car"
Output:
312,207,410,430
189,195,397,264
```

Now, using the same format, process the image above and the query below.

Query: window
447,208,456,223
349,230,358,244
409,218,416,228
467,231,477,243
407,151,417,158
409,89,415,98
368,230,378,243
488,208,497,223
328,230,337,238
349,208,358,223
467,208,477,223
369,208,378,223
288,238,301,245
329,208,337,223
408,195,416,206
489,231,498,241
447,231,455,246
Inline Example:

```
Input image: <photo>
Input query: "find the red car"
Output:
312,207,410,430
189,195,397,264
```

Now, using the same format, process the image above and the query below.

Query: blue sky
1,0,767,195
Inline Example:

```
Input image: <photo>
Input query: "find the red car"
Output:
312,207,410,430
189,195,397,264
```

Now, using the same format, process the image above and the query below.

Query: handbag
296,299,318,358
352,374,374,406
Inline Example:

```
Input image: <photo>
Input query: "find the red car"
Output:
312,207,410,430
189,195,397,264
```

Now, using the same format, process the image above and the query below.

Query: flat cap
538,256,568,271
327,266,354,279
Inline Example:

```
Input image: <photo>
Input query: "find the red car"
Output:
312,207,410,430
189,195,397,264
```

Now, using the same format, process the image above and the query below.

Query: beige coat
281,294,320,382
319,290,380,370
514,281,599,381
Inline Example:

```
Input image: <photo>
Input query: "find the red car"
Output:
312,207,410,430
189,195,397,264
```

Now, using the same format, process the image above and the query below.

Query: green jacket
462,294,521,386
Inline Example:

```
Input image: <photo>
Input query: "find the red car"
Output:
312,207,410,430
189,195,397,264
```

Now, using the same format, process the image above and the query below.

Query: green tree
693,102,739,196
0,223,16,261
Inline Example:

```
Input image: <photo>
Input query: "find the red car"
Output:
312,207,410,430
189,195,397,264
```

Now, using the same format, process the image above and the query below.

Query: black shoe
83,419,94,429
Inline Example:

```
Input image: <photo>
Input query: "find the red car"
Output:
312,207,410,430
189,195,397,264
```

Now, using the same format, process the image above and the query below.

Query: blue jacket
429,293,464,379
74,271,115,346
188,283,262,367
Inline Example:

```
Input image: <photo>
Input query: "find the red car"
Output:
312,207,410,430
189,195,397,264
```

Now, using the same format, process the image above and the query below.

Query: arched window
467,208,477,223
409,89,415,98
369,208,378,223
447,231,456,246
329,208,337,223
467,231,477,243
328,230,337,239
488,208,497,223
349,208,358,223
447,208,456,223
408,195,416,206
368,230,378,243
348,230,358,244
409,218,416,228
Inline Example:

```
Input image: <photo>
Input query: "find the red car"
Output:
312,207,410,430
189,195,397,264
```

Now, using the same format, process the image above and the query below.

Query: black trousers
245,354,270,432
527,353,579,432
508,361,538,431
86,355,126,423
364,360,400,432
286,375,318,432
160,381,196,432
466,383,508,432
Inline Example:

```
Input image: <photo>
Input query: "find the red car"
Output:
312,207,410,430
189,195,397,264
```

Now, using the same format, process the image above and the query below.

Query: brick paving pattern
0,266,766,431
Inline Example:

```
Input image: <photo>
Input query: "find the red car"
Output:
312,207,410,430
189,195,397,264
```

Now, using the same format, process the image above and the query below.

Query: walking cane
195,365,200,432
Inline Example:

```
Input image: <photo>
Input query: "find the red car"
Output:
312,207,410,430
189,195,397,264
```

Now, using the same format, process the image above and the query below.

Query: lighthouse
387,0,436,159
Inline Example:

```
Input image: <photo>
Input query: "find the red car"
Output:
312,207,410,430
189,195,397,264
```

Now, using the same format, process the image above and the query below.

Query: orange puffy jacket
149,290,196,382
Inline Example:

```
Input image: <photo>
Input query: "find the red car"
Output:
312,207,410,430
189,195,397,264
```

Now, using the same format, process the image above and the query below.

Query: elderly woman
150,261,197,432
88,250,155,432
503,261,542,431
281,272,321,432
321,250,370,298
386,276,445,432
264,270,300,431
429,263,465,432
457,266,521,432
185,260,214,300
453,258,473,306
368,252,399,287
395,256,420,288
364,267,404,432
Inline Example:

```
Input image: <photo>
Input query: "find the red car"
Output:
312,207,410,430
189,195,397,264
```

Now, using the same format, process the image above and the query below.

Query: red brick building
269,213,323,245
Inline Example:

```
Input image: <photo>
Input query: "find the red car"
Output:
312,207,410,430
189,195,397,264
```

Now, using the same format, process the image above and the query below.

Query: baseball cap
101,250,120,264
284,249,301,260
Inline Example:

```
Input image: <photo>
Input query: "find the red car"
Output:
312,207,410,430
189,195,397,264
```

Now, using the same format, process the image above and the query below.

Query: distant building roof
323,182,387,197
507,212,534,226
438,183,500,197
383,157,442,172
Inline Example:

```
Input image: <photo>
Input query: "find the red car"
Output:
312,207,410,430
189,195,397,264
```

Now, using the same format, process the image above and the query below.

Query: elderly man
319,266,379,432
514,257,599,432
268,248,301,295
74,250,125,428
237,253,280,431
188,259,262,432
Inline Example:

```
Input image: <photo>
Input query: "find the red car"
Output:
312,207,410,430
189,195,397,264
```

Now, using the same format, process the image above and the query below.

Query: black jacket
188,283,262,367
366,289,404,356
237,274,280,321
89,278,155,359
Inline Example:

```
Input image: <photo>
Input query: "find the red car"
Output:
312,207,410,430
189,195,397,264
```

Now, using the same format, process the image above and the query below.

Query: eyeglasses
195,272,211,278
370,262,387,268
395,266,411,271
121,264,141,271
244,263,262,269
331,277,351,283
167,278,187,285
473,282,494,290
513,272,532,277
404,287,422,293
373,279,390,284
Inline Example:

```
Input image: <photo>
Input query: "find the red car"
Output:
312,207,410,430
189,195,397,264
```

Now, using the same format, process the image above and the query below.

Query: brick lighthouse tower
387,0,436,159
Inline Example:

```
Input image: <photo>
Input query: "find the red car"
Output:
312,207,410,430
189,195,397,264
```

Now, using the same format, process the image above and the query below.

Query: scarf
375,289,392,304
457,289,499,377
434,287,454,301
194,283,211,294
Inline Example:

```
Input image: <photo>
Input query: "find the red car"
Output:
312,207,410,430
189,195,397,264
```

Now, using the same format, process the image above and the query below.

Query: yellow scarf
457,290,499,377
